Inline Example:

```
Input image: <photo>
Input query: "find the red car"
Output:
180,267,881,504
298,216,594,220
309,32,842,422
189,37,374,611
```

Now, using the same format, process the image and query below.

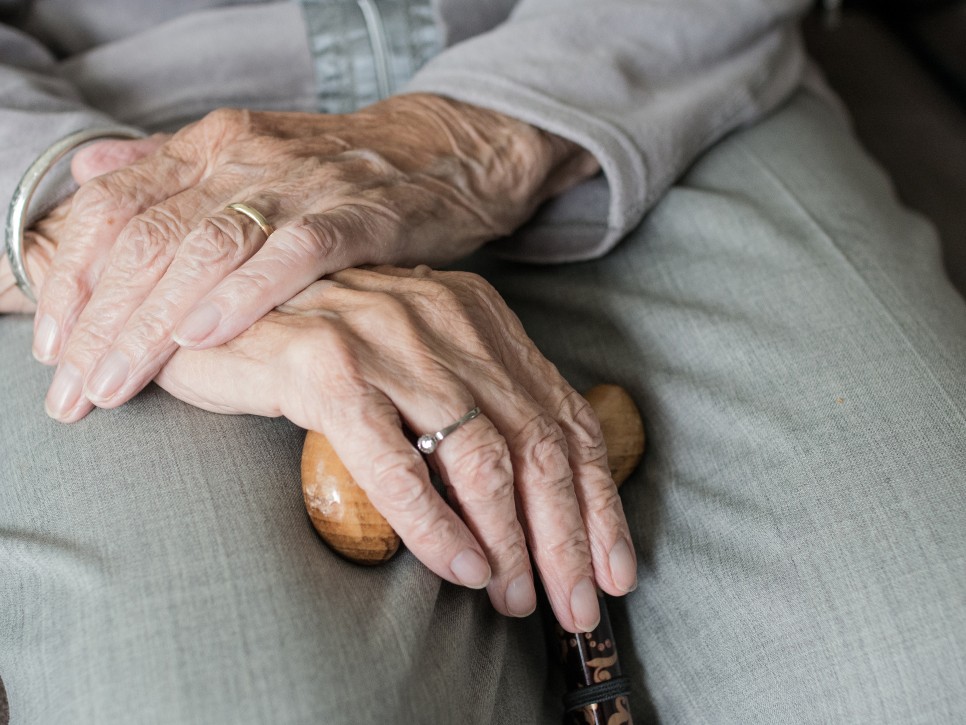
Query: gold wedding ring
225,202,275,238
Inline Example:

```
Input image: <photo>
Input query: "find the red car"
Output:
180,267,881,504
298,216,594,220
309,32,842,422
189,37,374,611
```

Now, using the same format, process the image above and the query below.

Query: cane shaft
558,593,632,724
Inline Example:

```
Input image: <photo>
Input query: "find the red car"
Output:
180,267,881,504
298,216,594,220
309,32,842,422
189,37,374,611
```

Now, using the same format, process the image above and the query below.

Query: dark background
804,0,966,295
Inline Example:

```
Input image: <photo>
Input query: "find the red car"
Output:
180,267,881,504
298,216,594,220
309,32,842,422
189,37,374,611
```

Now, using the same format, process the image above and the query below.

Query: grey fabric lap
470,89,966,722
2,88,965,723
0,345,548,722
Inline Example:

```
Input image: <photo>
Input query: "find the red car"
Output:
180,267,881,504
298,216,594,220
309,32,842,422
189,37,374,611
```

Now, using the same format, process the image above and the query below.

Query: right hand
32,96,598,425
157,267,638,633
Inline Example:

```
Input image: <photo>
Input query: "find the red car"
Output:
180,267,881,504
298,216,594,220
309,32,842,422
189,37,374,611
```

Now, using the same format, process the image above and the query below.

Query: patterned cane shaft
558,593,632,725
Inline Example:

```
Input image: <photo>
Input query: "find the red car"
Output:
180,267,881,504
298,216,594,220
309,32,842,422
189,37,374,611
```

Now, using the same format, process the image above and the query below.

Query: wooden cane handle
301,384,645,565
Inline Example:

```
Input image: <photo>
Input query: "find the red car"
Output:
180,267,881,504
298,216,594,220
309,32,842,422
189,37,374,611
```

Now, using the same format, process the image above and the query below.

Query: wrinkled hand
31,94,598,423
3,208,635,632
157,267,636,633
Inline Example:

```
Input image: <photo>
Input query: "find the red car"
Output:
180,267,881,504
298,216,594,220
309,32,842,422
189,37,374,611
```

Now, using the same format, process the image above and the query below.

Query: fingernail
570,577,601,632
86,350,130,401
45,363,84,419
609,539,638,593
505,573,537,617
173,302,222,346
450,549,491,589
33,314,60,362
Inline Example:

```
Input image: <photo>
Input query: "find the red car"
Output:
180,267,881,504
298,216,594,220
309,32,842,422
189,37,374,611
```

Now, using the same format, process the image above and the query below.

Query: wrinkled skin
27,94,598,424
2,224,636,633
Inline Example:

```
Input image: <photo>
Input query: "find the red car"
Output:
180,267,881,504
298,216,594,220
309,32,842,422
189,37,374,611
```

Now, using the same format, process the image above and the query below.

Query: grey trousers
2,90,965,724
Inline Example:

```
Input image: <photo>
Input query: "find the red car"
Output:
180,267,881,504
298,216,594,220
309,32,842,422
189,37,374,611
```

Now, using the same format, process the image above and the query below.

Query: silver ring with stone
416,406,481,454
4,126,147,303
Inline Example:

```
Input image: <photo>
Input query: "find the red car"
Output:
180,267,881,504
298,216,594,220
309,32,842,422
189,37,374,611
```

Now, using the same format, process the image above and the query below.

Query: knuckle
325,287,425,354
116,211,180,271
181,217,247,267
226,265,277,296
277,221,338,261
338,148,396,173
421,280,464,314
441,272,504,314
126,305,175,348
491,532,530,567
67,317,118,357
72,177,112,208
327,149,404,187
73,177,137,219
407,511,463,555
352,290,411,327
42,269,90,310
561,392,608,466
541,532,592,570
287,326,361,389
584,483,624,520
369,448,430,513
199,107,251,135
515,414,571,483
396,273,465,310
75,141,127,174
453,438,514,503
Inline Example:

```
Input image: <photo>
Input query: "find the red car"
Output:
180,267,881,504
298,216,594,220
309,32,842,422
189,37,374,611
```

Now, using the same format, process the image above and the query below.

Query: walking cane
301,384,645,724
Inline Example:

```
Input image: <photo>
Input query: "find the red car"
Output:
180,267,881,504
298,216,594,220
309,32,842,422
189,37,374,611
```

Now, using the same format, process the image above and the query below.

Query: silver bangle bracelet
4,126,147,303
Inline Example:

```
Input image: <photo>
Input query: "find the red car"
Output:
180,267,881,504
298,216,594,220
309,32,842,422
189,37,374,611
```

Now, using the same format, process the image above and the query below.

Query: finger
536,384,636,596
285,282,522,602
343,266,603,632
309,380,492,591
43,361,97,423
155,315,309,418
329,270,592,630
462,281,637,596
384,371,533,619
481,390,598,633
272,287,500,592
390,267,634,594
173,208,369,349
70,135,170,185
477,322,634,602
44,180,224,421
83,205,273,408
302,274,524,592
33,140,203,364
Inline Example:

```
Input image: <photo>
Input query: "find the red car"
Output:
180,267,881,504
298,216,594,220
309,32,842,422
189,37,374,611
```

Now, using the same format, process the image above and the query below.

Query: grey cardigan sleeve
405,0,811,262
0,24,118,224
0,3,318,234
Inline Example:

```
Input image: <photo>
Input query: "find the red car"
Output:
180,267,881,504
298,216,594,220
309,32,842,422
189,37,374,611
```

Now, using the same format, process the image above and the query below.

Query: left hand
157,267,636,633
5,239,637,633
30,94,598,423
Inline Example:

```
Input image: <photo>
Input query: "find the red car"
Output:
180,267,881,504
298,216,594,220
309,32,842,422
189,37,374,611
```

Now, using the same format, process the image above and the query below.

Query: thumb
71,134,170,184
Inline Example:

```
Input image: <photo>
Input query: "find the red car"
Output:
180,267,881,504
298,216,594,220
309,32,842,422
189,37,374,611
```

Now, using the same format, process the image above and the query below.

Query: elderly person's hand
4,239,637,633
161,267,636,633
28,94,598,423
